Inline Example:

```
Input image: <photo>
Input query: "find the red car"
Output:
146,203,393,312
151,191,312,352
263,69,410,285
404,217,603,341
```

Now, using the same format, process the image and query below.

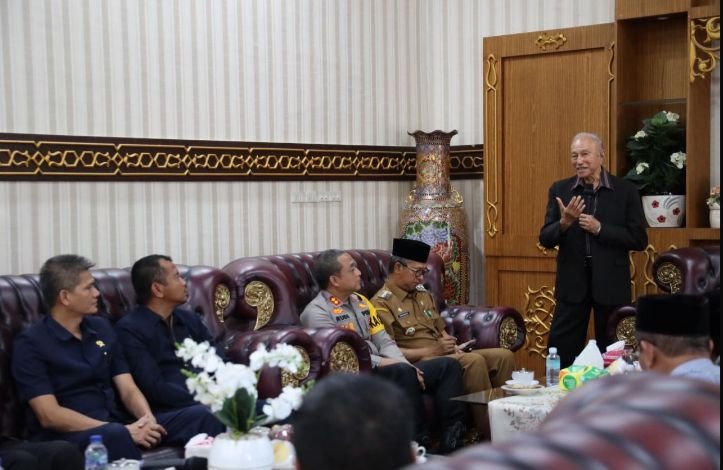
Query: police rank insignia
377,290,392,300
332,308,344,315
405,327,416,336
329,296,342,306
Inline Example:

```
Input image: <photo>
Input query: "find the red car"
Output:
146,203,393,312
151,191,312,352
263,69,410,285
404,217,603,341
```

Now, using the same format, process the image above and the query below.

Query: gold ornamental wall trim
0,134,484,181
213,284,232,324
484,54,500,238
690,16,720,83
535,33,568,51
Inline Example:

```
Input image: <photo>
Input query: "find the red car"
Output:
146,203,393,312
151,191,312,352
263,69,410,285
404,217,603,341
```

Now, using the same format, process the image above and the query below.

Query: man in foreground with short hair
635,294,719,384
11,255,221,460
292,373,417,470
300,249,467,453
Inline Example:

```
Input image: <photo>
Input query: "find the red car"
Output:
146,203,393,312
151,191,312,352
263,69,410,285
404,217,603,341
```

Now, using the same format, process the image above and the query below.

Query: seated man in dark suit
11,254,222,461
0,438,83,470
115,254,226,424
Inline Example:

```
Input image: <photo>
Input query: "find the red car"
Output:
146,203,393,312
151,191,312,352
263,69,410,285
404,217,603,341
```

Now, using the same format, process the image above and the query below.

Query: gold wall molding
0,134,484,181
535,33,568,51
484,54,500,238
523,286,557,359
245,281,275,330
499,317,520,350
615,316,637,348
536,242,559,256
690,16,720,82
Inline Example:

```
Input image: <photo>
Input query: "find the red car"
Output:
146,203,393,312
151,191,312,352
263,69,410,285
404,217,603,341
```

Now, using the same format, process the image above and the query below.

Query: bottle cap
90,434,103,443
549,347,557,354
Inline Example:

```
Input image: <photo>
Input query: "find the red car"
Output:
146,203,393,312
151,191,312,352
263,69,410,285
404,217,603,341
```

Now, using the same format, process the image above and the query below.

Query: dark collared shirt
114,306,217,411
11,315,129,432
572,169,614,256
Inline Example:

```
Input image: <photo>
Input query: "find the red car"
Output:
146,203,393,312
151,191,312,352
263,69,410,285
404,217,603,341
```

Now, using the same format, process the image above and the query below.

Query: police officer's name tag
398,311,410,319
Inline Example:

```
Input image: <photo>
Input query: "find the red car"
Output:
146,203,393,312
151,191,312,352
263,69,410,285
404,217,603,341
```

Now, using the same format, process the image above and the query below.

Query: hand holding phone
457,339,475,353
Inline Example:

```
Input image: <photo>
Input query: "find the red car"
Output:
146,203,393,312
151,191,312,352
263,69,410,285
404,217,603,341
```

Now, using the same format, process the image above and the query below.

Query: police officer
300,249,467,453
370,239,515,432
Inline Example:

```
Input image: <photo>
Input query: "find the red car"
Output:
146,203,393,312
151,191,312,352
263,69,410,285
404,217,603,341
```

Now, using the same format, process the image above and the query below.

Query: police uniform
371,281,515,393
301,290,467,448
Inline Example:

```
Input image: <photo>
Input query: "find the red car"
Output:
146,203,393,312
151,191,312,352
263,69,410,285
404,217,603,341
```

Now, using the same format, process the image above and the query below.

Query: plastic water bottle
546,347,561,387
84,434,109,470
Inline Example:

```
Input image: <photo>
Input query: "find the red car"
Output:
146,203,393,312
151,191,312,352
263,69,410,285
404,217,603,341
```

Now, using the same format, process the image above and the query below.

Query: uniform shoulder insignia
377,289,392,300
415,284,428,292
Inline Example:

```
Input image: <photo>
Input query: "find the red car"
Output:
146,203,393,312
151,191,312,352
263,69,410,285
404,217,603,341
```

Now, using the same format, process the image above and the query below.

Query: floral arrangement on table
623,110,686,195
176,338,306,439
707,186,720,208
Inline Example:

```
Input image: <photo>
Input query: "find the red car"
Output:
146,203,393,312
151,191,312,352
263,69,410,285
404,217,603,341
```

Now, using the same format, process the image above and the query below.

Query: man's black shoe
439,421,465,454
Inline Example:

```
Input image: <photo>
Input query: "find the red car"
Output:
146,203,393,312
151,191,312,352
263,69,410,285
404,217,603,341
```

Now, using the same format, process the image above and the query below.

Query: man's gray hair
572,132,605,154
39,254,95,310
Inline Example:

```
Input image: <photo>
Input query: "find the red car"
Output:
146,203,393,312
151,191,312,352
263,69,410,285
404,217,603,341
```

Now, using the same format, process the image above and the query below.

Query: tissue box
559,365,608,391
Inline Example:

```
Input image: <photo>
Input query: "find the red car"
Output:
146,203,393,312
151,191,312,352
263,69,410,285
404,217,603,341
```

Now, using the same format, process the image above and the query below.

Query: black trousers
548,267,619,368
374,357,466,437
0,439,83,470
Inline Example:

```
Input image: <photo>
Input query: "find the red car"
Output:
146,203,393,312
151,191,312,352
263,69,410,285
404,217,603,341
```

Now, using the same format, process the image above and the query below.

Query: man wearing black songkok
635,294,719,384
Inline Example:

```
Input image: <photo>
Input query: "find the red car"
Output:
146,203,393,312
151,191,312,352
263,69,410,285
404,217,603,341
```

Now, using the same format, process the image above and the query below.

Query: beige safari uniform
370,281,514,393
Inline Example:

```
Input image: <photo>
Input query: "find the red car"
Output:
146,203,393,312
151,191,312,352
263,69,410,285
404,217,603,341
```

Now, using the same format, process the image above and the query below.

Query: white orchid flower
664,111,679,123
634,130,647,140
670,151,687,169
635,162,649,174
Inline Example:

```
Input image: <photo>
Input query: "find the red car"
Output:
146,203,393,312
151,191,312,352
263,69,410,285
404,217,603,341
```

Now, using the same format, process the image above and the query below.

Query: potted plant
176,339,306,470
708,185,720,228
623,110,687,227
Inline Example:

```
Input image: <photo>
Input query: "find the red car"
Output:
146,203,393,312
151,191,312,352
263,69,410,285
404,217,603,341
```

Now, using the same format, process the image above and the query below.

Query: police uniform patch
368,309,385,335
329,296,342,306
405,327,416,336
415,285,427,292
424,310,434,319
333,307,344,315
335,314,350,322
377,290,392,300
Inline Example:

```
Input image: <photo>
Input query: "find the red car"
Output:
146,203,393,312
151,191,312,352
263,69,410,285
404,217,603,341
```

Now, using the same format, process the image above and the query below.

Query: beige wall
1,1,717,302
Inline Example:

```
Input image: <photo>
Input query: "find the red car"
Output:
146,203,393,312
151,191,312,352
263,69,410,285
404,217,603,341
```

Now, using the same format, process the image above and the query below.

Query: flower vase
710,203,720,229
641,195,686,228
400,130,470,305
208,432,274,470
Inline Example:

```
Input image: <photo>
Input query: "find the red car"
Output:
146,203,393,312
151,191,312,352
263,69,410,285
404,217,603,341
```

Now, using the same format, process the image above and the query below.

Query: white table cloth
488,387,566,442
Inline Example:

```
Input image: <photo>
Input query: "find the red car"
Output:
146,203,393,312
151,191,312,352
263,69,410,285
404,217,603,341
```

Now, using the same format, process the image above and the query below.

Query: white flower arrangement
176,338,306,438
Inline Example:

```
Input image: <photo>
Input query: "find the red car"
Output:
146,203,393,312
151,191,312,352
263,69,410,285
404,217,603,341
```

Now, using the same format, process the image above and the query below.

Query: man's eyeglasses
401,264,429,277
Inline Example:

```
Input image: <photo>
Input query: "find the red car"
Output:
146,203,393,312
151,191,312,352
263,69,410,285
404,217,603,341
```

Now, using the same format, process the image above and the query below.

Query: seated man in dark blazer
115,254,226,418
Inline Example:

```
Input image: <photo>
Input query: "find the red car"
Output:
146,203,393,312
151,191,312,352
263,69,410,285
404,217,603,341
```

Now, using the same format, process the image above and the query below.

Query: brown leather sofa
608,246,720,348
221,249,526,379
410,373,720,469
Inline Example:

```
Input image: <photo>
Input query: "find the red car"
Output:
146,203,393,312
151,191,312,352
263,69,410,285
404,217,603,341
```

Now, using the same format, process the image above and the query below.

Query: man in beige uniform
371,239,515,431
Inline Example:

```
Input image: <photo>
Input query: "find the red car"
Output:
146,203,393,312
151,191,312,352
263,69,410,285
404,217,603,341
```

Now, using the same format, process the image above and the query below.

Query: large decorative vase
710,203,720,229
641,195,686,228
401,130,470,305
208,432,274,470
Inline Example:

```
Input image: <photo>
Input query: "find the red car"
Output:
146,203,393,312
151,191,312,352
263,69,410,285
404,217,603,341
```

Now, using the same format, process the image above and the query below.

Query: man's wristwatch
595,223,602,236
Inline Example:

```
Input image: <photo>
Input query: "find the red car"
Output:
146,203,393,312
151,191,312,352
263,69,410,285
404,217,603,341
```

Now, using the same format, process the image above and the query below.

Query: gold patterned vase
401,130,470,305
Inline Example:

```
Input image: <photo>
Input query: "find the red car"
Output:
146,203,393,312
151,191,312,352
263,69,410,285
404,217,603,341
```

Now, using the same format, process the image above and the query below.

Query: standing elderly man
636,294,720,384
539,132,648,368
11,255,222,461
300,249,467,453
370,239,515,434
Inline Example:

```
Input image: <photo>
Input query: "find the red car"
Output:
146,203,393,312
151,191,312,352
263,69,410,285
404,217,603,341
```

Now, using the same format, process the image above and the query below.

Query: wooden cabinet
483,0,720,377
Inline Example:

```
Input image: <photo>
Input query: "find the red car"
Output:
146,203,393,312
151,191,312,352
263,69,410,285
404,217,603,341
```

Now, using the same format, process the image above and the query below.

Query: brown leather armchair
607,246,720,348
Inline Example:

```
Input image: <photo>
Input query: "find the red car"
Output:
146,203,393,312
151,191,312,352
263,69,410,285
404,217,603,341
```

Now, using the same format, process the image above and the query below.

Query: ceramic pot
400,130,470,305
641,195,685,227
710,204,720,228
208,432,274,470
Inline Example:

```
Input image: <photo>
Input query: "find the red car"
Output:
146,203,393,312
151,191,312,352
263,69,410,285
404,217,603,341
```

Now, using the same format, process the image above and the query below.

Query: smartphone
459,339,475,352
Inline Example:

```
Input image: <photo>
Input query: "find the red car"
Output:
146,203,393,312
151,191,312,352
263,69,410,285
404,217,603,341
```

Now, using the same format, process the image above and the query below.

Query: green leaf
217,388,258,435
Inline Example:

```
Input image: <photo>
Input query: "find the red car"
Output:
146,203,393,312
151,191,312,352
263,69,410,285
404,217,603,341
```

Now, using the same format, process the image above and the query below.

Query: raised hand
557,196,586,230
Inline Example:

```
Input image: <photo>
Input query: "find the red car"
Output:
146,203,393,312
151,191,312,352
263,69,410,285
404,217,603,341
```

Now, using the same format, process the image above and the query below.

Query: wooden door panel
484,24,615,257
